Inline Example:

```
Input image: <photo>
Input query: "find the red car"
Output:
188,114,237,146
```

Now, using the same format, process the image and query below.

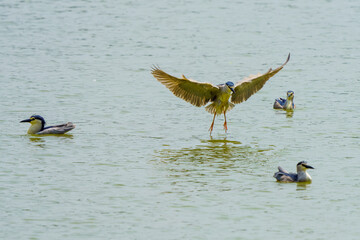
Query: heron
273,161,314,183
151,53,290,134
273,90,295,110
20,115,75,134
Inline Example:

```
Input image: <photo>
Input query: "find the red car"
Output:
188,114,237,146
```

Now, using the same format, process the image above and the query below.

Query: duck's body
21,115,75,134
152,54,290,135
273,90,295,110
274,161,314,183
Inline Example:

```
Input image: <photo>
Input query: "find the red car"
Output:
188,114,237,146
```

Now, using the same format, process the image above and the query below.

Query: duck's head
287,90,295,100
226,81,235,93
20,115,46,133
21,115,45,125
296,161,314,172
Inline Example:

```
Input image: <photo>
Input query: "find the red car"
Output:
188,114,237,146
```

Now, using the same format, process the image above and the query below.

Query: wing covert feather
151,66,219,107
37,123,75,134
231,53,290,104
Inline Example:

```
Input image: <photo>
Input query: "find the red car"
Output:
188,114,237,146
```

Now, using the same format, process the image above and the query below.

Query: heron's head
226,81,235,93
287,90,294,100
296,161,314,172
20,115,46,127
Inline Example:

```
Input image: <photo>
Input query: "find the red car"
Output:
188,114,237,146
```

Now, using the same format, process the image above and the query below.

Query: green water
1,0,360,239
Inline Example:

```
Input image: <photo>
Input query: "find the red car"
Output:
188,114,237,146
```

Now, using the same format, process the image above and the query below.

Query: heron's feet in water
223,121,228,132
209,123,214,135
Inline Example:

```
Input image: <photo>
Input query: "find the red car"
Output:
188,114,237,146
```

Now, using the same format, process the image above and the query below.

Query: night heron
20,115,75,134
273,90,295,110
151,53,290,134
273,161,314,183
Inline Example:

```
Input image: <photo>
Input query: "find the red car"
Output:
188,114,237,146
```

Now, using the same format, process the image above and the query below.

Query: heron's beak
230,87,235,93
20,118,31,123
304,164,314,169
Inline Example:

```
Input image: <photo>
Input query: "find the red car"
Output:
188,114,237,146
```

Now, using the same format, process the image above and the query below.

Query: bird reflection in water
154,138,275,193
28,134,74,148
296,182,311,191
155,138,274,175
286,111,294,118
274,109,294,118
28,136,46,148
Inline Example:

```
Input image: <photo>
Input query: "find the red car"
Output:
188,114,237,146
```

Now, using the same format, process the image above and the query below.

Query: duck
20,115,75,134
273,90,295,110
273,161,314,183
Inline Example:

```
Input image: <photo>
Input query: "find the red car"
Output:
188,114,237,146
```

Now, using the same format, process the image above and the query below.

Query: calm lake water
1,0,360,239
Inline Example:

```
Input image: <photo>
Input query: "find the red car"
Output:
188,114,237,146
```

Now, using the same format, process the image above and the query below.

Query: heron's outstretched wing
231,53,290,104
151,66,219,107
37,122,75,134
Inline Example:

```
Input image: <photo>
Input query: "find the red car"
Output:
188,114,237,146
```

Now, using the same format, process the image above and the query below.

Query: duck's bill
20,119,31,123
304,164,314,169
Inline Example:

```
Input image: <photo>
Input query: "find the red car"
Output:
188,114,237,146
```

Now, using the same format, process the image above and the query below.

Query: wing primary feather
231,53,290,104
151,66,219,107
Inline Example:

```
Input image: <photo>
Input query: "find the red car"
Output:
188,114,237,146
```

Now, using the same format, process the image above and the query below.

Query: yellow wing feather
151,66,219,107
231,53,290,104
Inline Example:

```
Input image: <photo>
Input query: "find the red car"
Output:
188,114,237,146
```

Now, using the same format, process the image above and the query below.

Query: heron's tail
205,102,235,115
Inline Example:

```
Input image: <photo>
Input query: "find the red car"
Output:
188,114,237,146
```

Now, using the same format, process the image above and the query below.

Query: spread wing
231,53,290,104
151,66,219,107
37,122,75,134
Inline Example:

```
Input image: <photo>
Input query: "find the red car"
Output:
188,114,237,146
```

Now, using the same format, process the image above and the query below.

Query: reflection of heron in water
154,138,275,192
155,138,273,172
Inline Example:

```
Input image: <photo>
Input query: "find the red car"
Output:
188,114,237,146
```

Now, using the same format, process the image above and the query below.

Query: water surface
1,0,360,239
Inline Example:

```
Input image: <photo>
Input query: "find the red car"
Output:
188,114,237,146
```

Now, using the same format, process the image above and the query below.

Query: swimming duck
20,115,75,134
273,90,295,110
273,161,314,183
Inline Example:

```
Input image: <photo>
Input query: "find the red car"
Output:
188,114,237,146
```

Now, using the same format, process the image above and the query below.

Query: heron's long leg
209,113,216,135
223,112,228,132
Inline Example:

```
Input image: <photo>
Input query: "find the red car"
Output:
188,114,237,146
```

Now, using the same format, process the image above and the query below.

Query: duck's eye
30,117,35,120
